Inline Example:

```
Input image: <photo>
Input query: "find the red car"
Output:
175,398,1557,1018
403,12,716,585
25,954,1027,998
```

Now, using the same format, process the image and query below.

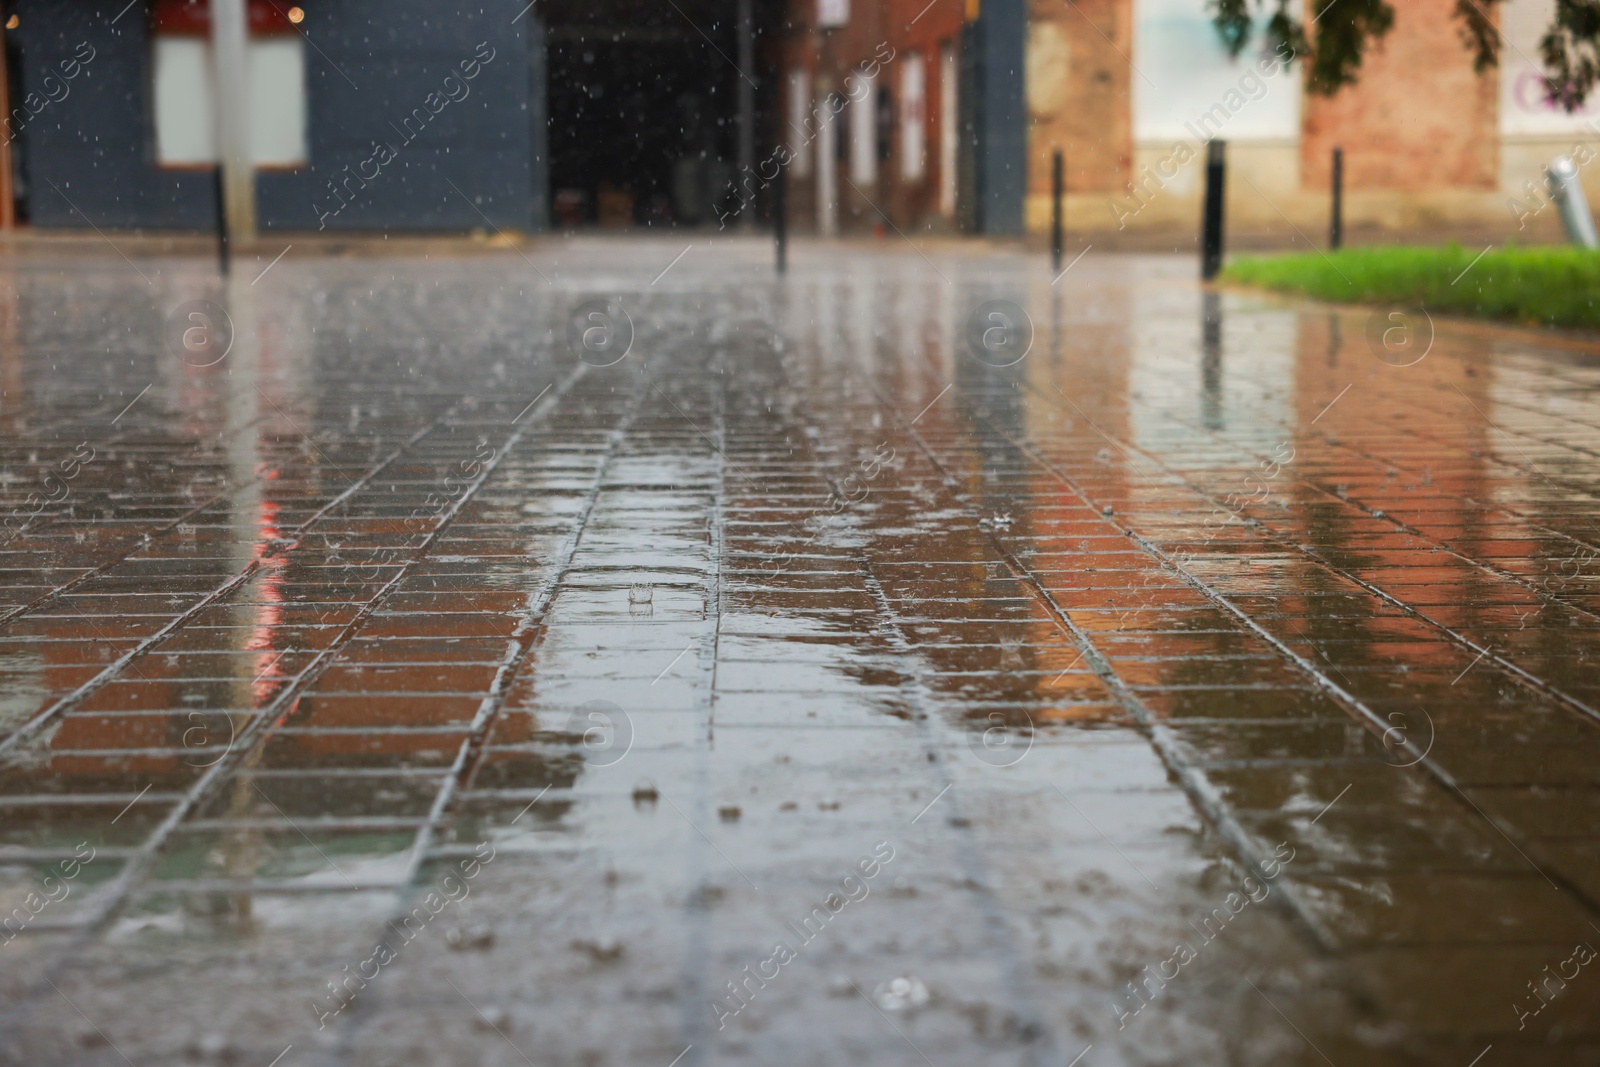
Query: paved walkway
0,240,1596,1066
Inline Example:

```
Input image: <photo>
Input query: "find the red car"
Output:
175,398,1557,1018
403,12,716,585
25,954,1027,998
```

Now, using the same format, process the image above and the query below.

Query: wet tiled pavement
1,240,1598,1066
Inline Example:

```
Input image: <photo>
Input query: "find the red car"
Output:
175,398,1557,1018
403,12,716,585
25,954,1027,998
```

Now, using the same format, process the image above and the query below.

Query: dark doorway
542,0,776,230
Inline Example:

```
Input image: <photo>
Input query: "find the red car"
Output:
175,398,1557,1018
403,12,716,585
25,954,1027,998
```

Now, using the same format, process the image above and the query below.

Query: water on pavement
0,240,1596,1066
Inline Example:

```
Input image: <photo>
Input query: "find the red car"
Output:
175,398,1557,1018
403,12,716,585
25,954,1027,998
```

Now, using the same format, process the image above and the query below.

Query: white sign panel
1132,0,1300,144
1501,0,1600,135
850,70,877,184
788,68,813,177
900,52,926,180
817,0,849,28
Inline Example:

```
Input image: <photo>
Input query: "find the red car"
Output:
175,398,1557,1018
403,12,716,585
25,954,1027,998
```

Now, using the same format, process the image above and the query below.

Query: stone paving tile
0,245,1597,1066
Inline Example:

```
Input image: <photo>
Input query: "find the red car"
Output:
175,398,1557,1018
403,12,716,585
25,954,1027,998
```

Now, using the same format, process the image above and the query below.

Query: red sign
150,0,299,37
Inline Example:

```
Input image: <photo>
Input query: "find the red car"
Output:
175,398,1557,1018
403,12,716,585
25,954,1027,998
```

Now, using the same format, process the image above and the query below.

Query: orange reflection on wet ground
0,245,1595,1066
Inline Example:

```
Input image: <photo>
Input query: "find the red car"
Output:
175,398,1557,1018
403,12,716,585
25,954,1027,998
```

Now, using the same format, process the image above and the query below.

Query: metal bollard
1547,156,1599,249
1051,149,1064,274
774,160,788,274
1201,140,1226,280
213,163,230,277
1330,147,1344,251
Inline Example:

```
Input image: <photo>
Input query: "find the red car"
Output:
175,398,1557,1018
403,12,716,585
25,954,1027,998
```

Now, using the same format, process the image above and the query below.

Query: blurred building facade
790,0,1600,241
0,0,777,233
3,0,545,232
0,0,1595,238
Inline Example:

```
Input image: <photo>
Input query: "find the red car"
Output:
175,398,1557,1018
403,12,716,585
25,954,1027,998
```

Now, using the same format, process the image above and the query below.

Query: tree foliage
1210,0,1600,111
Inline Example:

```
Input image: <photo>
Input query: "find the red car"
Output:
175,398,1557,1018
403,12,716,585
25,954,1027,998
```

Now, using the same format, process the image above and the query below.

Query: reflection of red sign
1514,69,1600,116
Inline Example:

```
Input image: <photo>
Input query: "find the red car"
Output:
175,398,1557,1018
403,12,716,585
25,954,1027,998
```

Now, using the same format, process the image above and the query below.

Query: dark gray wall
971,0,1025,237
524,13,546,232
13,0,543,232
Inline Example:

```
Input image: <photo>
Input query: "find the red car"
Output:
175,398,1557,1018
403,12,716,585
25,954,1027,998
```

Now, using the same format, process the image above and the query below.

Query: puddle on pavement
0,248,1595,1065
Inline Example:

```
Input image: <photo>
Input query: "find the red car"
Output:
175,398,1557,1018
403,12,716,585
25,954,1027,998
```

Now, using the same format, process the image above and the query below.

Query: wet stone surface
0,240,1598,1065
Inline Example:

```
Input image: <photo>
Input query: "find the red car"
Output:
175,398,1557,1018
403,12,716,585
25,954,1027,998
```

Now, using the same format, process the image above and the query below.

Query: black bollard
214,163,229,278
1330,146,1344,251
1051,148,1064,274
774,160,787,275
1200,140,1226,281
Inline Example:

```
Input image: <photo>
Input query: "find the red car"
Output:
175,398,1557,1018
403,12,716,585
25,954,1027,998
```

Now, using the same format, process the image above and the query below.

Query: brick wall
1025,0,1130,198
1300,0,1498,192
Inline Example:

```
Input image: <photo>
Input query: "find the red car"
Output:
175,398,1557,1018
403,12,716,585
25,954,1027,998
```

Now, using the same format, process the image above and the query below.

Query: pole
0,26,14,232
1050,148,1063,274
1330,146,1344,251
211,0,255,249
774,161,787,273
214,164,229,276
1201,140,1226,281
1547,155,1600,248
816,87,838,237
737,0,755,231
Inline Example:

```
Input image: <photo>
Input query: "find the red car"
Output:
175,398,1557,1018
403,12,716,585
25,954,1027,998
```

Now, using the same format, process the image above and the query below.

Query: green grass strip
1221,244,1600,329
